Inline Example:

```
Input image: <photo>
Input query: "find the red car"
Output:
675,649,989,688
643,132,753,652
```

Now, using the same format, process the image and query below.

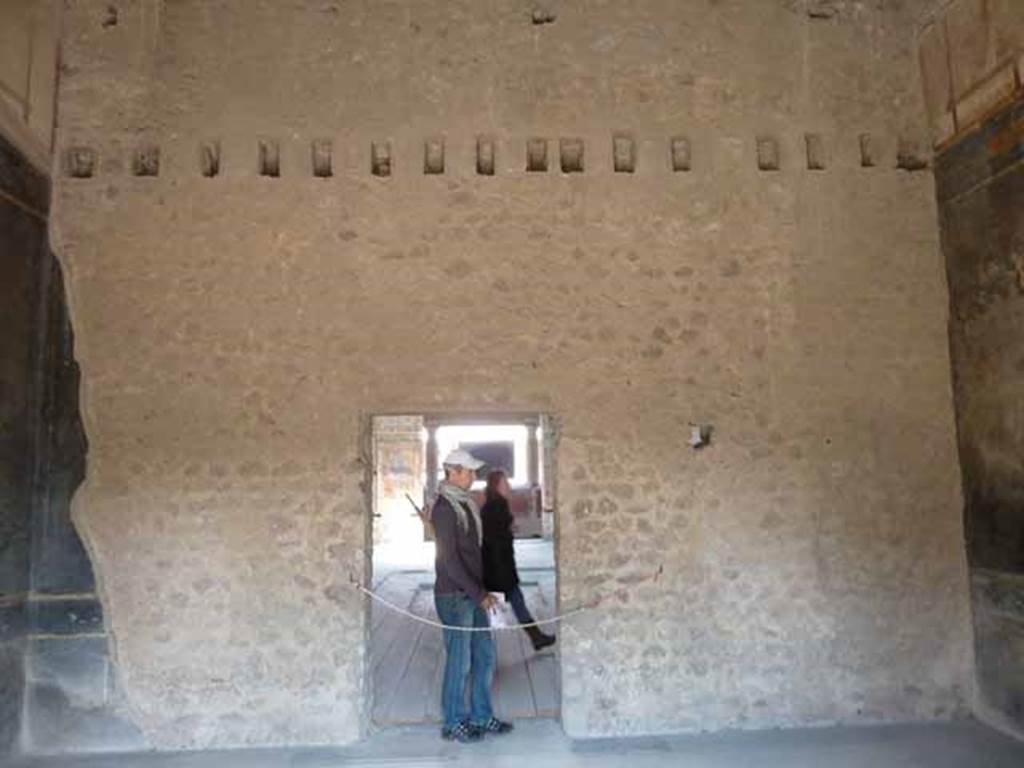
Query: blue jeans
434,593,495,728
505,585,535,625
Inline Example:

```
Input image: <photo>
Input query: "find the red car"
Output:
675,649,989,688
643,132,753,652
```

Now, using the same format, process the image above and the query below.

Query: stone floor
9,718,1024,767
370,575,558,725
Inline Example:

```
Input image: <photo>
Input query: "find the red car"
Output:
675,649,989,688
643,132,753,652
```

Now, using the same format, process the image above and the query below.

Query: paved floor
370,575,558,724
370,540,558,725
9,718,1024,767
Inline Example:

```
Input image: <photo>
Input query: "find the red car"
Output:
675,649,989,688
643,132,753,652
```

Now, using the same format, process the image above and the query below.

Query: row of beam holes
63,134,929,179
758,134,928,171
523,135,659,173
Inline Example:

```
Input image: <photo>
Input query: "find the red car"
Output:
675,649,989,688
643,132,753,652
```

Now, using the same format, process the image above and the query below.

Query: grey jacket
433,495,486,604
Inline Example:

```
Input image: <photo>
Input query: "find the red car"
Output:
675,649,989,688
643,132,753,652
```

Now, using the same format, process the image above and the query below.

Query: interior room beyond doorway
369,414,558,728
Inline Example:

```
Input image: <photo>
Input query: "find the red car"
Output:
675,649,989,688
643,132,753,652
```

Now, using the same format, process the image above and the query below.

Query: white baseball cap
441,448,486,470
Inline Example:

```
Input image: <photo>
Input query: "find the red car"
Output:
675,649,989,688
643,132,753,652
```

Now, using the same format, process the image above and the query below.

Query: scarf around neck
438,481,482,547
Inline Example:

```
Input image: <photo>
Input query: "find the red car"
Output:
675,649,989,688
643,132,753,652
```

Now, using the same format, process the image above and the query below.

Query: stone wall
0,0,61,171
53,0,971,749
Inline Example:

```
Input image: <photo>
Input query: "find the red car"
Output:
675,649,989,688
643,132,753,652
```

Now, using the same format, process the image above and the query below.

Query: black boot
524,624,556,651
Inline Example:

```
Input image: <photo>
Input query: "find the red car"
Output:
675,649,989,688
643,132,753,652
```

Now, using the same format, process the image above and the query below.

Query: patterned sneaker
441,721,483,743
473,717,514,735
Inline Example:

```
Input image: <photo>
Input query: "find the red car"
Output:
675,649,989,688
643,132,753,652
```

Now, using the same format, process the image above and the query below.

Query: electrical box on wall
689,424,712,449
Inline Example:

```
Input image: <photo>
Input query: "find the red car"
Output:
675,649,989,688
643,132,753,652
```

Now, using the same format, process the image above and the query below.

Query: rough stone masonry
51,0,970,750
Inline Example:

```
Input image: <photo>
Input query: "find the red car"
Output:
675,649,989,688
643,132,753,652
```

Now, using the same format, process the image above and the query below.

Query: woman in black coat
481,470,555,651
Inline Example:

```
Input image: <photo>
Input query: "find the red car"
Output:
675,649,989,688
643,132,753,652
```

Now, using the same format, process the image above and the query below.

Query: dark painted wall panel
937,94,1024,731
28,597,104,636
0,136,49,215
942,169,1024,573
0,127,118,755
0,640,25,756
29,258,93,596
973,571,1024,724
0,130,50,758
0,202,44,598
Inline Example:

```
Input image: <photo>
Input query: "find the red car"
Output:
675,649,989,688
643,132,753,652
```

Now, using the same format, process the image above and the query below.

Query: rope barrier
372,495,664,632
351,564,663,633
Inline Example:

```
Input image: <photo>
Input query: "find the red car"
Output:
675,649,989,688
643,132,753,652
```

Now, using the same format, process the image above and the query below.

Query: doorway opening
367,413,559,727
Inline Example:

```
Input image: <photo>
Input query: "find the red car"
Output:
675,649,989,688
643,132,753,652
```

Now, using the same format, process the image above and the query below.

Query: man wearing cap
432,448,514,743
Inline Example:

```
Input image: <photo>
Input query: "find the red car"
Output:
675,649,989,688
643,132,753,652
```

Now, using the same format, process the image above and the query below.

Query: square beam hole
560,138,584,173
859,133,875,168
65,146,96,178
200,141,220,177
613,133,636,173
670,136,691,172
424,138,445,175
372,141,391,177
133,145,160,177
259,140,280,177
805,133,825,170
312,138,333,178
756,136,780,171
477,137,495,176
897,137,928,171
526,138,548,172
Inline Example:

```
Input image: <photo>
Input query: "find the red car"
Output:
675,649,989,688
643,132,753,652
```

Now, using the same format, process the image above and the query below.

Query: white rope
355,582,585,632
351,565,662,633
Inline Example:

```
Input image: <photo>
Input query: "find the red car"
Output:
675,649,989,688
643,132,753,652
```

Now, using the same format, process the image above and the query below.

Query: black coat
481,496,520,593
433,496,486,603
